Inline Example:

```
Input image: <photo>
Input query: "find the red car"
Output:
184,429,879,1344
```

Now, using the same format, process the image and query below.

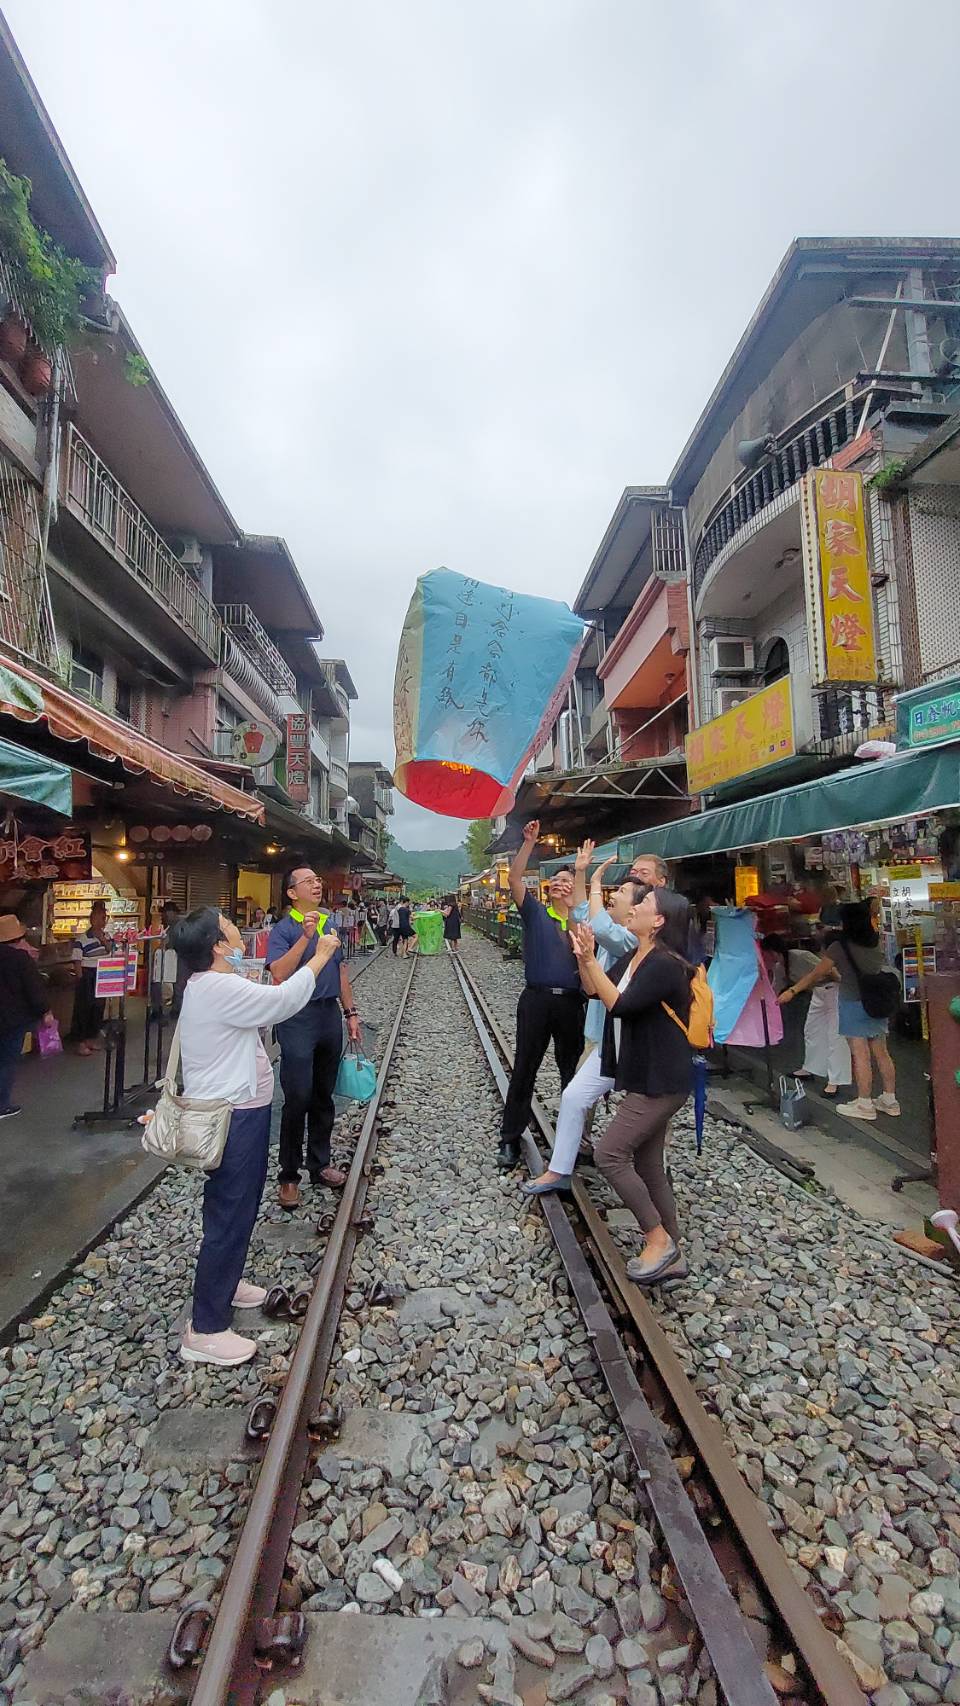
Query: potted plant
0,302,27,364
0,157,98,383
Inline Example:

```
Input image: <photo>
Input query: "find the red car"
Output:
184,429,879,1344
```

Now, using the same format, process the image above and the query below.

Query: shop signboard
801,471,877,685
0,823,91,882
285,713,310,804
685,677,795,794
900,683,960,749
231,721,279,768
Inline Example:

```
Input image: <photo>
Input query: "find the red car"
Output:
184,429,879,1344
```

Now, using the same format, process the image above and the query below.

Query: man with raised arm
497,820,585,1171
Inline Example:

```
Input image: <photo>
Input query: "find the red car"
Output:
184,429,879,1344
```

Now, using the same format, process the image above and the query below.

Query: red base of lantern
396,759,508,819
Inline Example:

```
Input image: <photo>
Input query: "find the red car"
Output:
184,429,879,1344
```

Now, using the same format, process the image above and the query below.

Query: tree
463,819,494,872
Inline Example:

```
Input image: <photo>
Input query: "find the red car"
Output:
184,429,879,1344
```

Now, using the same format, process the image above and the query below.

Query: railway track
161,946,868,1706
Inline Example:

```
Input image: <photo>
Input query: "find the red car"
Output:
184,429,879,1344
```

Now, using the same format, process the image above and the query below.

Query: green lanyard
290,908,329,933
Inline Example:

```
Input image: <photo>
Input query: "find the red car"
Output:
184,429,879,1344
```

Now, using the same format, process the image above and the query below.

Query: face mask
224,947,246,971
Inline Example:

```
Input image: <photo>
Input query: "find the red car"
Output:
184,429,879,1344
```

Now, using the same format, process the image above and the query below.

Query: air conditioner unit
715,686,754,717
167,534,203,570
709,636,755,674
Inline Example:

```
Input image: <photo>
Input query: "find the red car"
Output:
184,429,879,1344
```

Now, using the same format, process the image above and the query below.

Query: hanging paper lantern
393,568,586,819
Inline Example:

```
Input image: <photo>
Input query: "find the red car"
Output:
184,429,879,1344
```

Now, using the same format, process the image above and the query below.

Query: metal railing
0,250,55,362
330,757,349,790
692,395,863,604
464,905,522,957
814,684,892,747
0,448,59,670
63,426,220,659
218,603,296,695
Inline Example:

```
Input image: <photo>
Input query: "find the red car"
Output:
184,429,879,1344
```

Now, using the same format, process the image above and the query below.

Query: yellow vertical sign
815,469,876,683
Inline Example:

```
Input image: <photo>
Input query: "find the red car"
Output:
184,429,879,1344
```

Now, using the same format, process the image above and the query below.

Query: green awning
618,743,960,863
0,736,73,816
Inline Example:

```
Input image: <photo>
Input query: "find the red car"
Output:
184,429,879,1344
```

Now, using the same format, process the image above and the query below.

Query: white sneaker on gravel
180,1325,257,1366
873,1093,901,1115
837,1098,877,1121
232,1281,268,1308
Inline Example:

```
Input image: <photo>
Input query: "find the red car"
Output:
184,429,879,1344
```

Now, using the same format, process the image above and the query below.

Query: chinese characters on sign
814,469,876,683
907,688,960,748
0,825,91,881
685,677,795,794
285,713,310,804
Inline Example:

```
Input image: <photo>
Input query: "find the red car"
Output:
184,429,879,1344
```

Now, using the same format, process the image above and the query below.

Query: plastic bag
335,1042,377,1104
779,1074,808,1131
36,1016,63,1057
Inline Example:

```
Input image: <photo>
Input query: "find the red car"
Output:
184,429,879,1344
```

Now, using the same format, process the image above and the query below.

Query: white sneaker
837,1098,877,1121
232,1281,268,1309
180,1325,257,1366
873,1094,901,1116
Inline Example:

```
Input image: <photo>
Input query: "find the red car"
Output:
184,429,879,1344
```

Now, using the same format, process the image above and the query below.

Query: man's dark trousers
276,998,343,1182
501,987,584,1142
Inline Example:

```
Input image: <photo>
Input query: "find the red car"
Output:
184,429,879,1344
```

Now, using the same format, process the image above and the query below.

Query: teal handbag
335,1041,377,1103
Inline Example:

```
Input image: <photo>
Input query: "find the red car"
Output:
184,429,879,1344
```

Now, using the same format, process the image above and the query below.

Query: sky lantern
393,568,587,819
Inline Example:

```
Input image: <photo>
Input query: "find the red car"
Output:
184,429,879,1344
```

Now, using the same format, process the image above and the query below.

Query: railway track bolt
245,1396,277,1442
367,1277,402,1307
352,1212,375,1237
307,1399,343,1443
262,1284,293,1319
167,1601,214,1669
253,1611,307,1671
288,1288,312,1320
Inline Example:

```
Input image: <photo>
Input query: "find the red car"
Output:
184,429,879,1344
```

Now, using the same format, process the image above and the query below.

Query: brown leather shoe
278,1180,300,1211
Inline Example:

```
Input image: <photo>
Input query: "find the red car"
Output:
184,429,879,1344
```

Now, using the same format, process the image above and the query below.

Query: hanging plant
0,157,98,352
867,458,908,495
124,351,151,388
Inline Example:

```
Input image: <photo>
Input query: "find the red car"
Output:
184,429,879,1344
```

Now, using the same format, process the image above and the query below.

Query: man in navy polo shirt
498,819,585,1170
267,866,362,1210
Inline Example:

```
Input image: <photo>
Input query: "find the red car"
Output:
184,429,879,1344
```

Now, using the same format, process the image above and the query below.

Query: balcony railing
692,395,864,605
63,426,220,659
0,448,59,670
218,604,296,695
330,757,349,791
0,250,56,363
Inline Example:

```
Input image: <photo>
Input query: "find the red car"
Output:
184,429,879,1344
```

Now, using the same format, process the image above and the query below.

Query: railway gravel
463,928,960,1702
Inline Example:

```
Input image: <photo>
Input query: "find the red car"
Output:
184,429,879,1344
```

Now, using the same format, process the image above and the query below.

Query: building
347,760,394,876
0,13,365,952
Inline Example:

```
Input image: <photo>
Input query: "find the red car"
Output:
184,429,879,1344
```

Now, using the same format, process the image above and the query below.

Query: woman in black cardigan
570,883,694,1285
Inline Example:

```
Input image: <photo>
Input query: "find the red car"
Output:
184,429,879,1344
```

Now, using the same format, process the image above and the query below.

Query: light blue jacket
571,901,638,1044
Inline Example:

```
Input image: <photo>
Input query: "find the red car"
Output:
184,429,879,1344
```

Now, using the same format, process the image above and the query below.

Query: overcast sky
7,1,958,846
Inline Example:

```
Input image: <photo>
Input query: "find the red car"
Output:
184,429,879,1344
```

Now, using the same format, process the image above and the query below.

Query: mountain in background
388,843,465,894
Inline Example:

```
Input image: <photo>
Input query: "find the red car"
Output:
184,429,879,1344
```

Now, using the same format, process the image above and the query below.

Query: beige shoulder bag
141,1020,233,1171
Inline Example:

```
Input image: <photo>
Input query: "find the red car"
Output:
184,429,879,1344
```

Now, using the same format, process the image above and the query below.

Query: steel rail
453,954,867,1706
188,951,417,1706
453,958,778,1706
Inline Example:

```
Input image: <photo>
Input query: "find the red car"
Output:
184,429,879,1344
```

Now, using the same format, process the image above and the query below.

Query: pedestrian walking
523,848,692,1195
169,907,341,1367
441,895,462,953
0,915,53,1119
266,867,362,1209
498,820,584,1171
397,896,415,956
778,899,898,1120
70,899,112,1055
388,899,402,954
376,898,389,944
569,892,695,1285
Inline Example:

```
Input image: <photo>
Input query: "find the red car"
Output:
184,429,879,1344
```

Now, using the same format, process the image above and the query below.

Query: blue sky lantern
393,568,587,819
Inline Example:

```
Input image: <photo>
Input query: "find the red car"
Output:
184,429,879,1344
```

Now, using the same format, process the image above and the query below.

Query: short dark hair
550,866,574,878
161,900,180,918
283,866,317,900
168,906,224,973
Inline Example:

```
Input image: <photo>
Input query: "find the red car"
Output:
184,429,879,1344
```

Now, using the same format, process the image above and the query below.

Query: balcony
330,757,349,796
0,250,56,365
599,578,689,712
310,722,330,769
218,604,296,695
814,685,893,755
62,426,220,662
692,393,865,607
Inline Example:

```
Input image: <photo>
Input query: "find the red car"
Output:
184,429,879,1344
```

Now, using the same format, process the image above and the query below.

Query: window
70,645,104,703
761,638,789,685
115,678,133,722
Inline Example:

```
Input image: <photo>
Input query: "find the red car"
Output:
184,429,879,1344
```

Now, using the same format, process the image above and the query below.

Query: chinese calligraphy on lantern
433,577,517,748
685,677,795,793
815,468,876,683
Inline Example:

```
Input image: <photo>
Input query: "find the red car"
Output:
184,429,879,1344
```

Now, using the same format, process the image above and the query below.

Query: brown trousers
595,1091,687,1239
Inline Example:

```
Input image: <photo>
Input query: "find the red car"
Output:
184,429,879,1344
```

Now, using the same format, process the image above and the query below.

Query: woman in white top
169,907,340,1367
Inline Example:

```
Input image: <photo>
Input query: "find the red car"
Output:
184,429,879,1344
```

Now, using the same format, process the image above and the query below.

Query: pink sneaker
232,1281,268,1309
180,1325,257,1366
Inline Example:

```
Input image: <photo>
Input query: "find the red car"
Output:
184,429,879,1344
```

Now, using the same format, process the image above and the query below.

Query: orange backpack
662,964,714,1051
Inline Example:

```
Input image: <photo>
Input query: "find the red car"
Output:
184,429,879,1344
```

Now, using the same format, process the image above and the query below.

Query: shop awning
0,654,264,822
0,736,73,815
618,743,960,862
